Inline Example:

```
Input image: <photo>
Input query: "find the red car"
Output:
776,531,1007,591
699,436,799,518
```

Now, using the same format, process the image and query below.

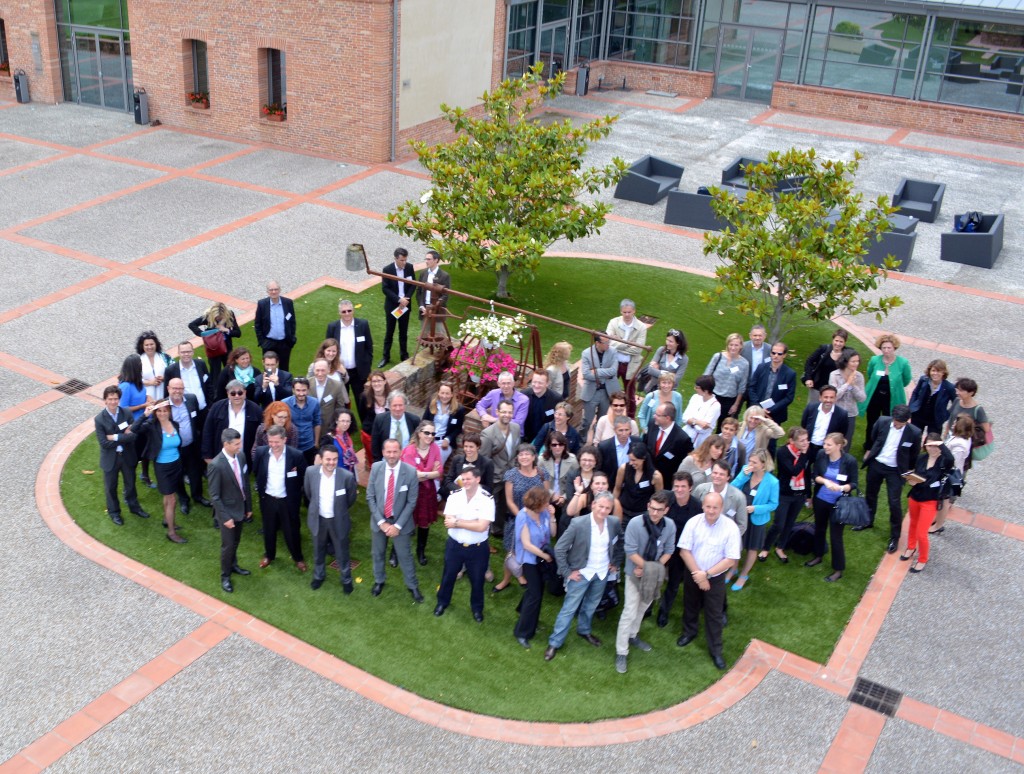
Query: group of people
95,269,992,674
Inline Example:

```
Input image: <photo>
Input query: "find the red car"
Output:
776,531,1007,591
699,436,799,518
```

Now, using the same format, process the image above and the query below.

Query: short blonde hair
726,333,743,348
875,333,901,349
748,449,775,473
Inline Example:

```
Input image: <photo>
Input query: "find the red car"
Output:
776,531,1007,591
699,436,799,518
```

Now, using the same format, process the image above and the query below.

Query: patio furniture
885,213,918,234
893,178,945,223
664,186,747,231
940,213,1005,268
721,156,766,188
865,231,916,271
614,155,684,205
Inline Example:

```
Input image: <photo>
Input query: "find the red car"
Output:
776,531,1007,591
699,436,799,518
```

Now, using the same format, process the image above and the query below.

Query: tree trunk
495,267,511,298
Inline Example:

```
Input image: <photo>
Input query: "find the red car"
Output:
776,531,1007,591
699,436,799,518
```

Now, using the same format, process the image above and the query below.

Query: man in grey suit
208,428,252,593
366,438,423,602
544,492,624,661
579,335,619,438
305,446,358,594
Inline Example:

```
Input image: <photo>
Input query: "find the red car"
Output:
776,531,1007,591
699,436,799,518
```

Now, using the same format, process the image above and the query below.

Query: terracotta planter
266,113,285,122
190,100,209,109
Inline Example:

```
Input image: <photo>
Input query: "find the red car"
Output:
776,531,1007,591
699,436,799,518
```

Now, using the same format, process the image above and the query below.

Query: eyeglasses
549,442,565,447
228,391,244,396
611,403,626,408
771,351,786,356
339,309,353,314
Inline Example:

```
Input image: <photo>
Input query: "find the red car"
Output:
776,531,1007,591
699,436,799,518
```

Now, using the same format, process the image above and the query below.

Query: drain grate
54,379,91,396
848,677,902,716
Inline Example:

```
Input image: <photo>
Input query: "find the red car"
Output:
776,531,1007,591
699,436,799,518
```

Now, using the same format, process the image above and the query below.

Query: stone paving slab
763,110,897,141
20,177,286,263
100,129,250,169
0,103,136,147
868,716,1020,773
0,365,57,411
320,169,430,216
204,148,368,194
0,153,164,231
0,136,61,169
0,400,204,762
859,528,1024,739
146,202,402,301
0,275,206,385
903,131,1024,166
0,240,104,312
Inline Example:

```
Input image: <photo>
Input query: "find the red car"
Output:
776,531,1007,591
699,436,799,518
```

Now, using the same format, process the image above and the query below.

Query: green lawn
63,257,894,722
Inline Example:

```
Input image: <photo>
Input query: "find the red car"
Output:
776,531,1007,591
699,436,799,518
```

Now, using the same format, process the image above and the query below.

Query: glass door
71,28,128,110
713,25,783,102
73,31,102,107
539,23,569,78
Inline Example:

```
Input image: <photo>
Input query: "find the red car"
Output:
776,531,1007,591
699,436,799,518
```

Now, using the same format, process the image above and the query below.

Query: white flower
457,314,527,348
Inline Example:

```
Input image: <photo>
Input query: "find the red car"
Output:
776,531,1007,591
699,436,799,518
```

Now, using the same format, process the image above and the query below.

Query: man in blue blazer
253,425,308,571
305,445,358,594
544,492,624,661
748,341,797,424
254,281,297,371
366,438,423,602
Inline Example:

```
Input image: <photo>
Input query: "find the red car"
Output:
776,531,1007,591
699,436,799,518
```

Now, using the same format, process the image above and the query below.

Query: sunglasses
549,442,565,447
611,403,626,408
228,391,244,396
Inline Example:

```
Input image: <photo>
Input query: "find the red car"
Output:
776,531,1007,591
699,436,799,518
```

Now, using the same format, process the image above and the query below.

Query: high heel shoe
804,557,822,568
824,571,843,582
928,527,945,535
900,549,916,561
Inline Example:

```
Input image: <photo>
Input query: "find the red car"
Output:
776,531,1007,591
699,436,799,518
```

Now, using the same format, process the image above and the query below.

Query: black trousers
812,496,846,571
866,461,905,541
177,441,205,502
514,562,545,640
103,452,140,515
766,494,805,550
382,306,411,360
436,538,489,613
260,495,304,562
657,551,686,621
313,515,350,584
682,570,727,657
219,519,243,579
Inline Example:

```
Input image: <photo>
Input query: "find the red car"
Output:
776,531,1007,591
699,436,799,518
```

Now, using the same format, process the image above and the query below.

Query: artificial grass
62,256,895,722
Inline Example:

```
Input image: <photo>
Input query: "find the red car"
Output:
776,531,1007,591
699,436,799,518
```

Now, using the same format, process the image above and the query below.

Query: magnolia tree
700,148,903,342
387,63,626,298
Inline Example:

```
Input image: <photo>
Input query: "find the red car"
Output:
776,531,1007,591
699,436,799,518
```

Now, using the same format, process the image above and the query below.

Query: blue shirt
119,382,148,419
156,430,181,464
169,400,194,447
268,299,285,340
817,459,844,505
284,396,321,451
514,508,552,566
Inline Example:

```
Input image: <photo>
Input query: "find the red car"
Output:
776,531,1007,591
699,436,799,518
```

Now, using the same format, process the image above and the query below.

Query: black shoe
516,636,531,650
544,646,557,661
804,557,822,567
232,565,251,576
677,634,696,647
342,581,353,594
167,533,187,544
110,513,124,526
433,604,445,617
711,653,727,670
213,518,219,529
825,571,843,582
377,358,390,369
418,554,428,566
656,609,668,628
371,583,384,597
473,611,484,623
221,578,233,593
722,612,728,627
852,523,873,532
140,476,156,489
886,539,898,554
179,500,191,516
130,508,150,519
196,497,213,508
311,578,324,590
410,588,424,604
578,633,602,647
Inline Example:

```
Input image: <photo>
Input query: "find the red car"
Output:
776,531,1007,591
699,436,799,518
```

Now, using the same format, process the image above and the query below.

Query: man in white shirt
366,438,423,602
304,446,358,593
800,385,849,467
861,404,922,552
692,461,748,536
165,341,209,410
416,250,451,319
676,492,741,669
254,425,308,573
311,358,346,435
434,467,494,621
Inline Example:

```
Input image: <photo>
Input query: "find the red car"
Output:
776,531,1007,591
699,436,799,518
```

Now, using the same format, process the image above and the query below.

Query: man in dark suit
366,438,422,601
800,386,849,467
748,341,797,424
208,428,252,593
166,377,210,510
544,492,624,661
598,415,640,482
378,247,415,367
370,390,420,461
254,425,308,572
254,281,297,370
644,402,693,484
520,370,561,443
304,445,358,593
415,250,451,319
861,405,922,552
201,380,263,464
164,341,211,410
326,298,373,402
94,385,149,525
252,350,293,408
740,324,771,409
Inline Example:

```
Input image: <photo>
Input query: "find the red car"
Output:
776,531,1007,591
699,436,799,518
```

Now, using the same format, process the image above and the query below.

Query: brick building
0,0,1020,161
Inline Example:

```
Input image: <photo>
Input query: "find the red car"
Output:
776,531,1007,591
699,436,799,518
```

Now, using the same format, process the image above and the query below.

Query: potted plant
0,62,10,77
262,102,286,122
455,313,527,350
187,91,209,109
829,21,864,55
446,345,517,386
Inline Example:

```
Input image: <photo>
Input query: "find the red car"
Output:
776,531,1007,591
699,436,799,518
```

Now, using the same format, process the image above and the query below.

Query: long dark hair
627,441,655,479
119,354,143,389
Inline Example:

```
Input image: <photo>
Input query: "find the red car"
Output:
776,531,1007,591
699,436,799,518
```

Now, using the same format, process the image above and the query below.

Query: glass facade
504,0,1024,115
55,0,132,110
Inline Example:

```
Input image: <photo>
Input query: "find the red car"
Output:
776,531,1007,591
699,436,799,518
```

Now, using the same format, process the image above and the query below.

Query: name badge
203,374,209,382
837,473,848,481
242,464,248,474
545,409,554,416
190,411,197,418
285,313,292,320
876,369,886,376
705,468,712,476
638,480,650,488
323,395,333,403
669,362,678,370
929,481,941,488
117,421,128,430
727,508,737,517
779,384,789,390
750,488,758,496
664,452,674,460
450,418,458,425
730,366,740,374
336,488,346,495
356,336,366,342
901,441,912,447
399,485,408,492
286,470,297,478
611,536,619,545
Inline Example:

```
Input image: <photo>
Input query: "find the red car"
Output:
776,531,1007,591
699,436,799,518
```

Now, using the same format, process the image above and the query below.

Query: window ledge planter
264,113,286,122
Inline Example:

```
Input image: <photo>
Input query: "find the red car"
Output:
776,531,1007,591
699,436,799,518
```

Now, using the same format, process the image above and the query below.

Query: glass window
263,48,286,119
607,0,697,68
925,20,1024,114
506,1,538,77
542,0,570,24
191,40,208,96
0,20,7,66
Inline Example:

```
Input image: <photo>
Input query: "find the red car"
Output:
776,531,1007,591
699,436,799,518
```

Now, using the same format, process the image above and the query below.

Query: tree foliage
386,63,626,298
700,148,903,342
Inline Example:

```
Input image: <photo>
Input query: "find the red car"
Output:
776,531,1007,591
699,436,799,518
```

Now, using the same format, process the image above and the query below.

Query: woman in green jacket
858,333,913,449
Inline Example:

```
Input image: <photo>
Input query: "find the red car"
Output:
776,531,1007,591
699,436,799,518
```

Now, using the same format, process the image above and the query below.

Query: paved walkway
0,95,1021,772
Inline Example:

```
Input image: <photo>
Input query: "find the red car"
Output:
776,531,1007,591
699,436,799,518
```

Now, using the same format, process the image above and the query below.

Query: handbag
831,493,870,527
939,469,965,500
202,328,228,359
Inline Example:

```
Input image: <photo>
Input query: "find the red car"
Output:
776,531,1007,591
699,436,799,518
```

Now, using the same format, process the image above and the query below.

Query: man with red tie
366,438,422,602
644,402,693,484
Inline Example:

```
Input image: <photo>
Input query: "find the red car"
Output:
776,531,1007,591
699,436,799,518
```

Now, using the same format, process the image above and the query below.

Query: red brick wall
582,60,714,98
0,0,63,103
773,83,1024,146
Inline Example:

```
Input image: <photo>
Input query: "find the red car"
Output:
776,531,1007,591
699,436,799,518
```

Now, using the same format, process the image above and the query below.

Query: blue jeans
548,573,607,648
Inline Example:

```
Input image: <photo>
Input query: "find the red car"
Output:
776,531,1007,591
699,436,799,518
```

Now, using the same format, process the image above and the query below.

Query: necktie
384,469,395,519
391,419,400,441
655,430,664,455
231,455,242,491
